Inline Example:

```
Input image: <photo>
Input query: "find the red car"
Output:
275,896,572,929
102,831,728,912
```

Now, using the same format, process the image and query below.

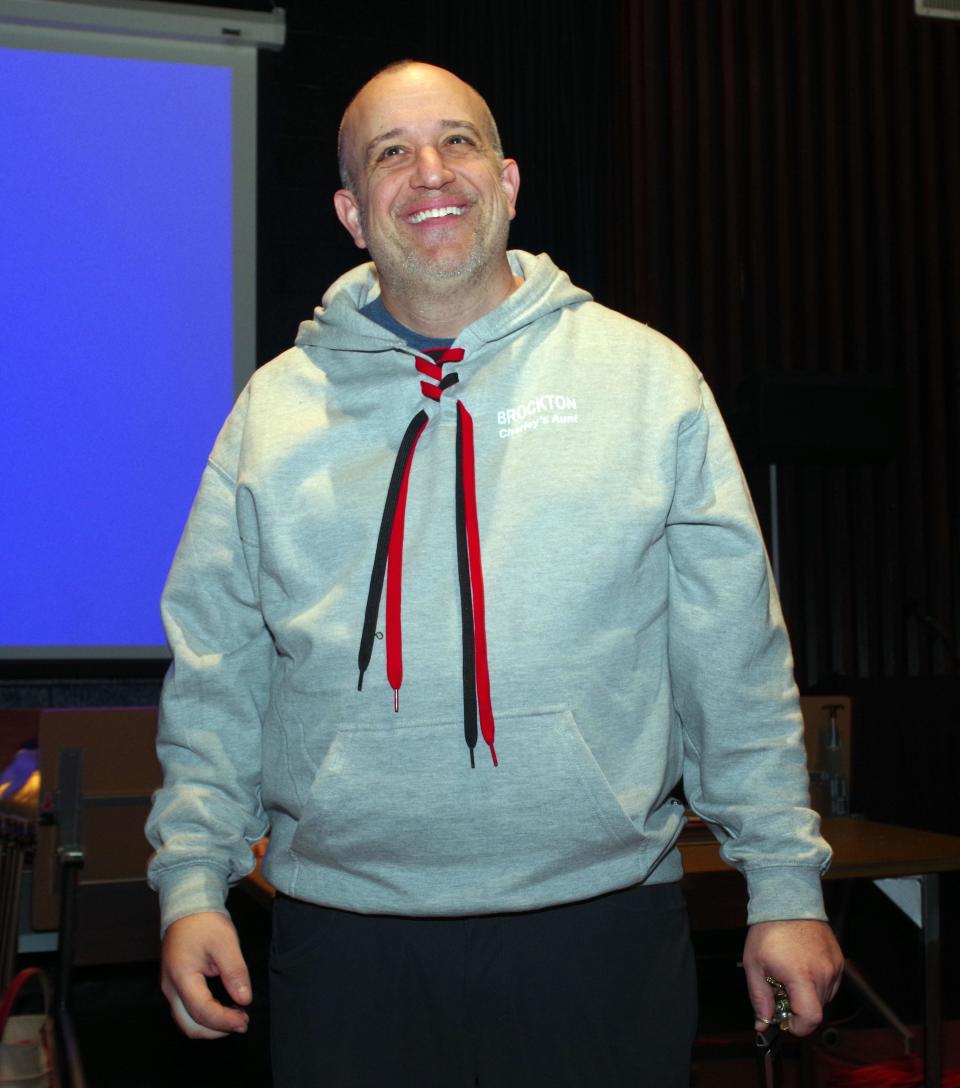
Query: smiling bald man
147,61,842,1087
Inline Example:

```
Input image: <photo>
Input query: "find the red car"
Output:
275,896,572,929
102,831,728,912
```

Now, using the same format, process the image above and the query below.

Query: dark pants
269,881,697,1087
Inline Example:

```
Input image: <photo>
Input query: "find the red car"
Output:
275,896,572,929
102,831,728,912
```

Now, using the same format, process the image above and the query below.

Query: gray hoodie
146,250,830,932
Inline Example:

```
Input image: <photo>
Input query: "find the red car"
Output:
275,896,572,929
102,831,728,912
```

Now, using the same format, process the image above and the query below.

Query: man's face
334,65,519,290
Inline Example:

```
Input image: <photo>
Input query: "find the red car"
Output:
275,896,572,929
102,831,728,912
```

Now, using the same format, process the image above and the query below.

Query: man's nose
410,146,454,188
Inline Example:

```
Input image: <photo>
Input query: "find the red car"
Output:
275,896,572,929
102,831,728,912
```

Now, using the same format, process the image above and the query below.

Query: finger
827,960,845,1004
794,953,843,1009
777,977,823,1038
185,914,252,1012
744,964,777,1026
166,971,250,1038
169,990,232,1041
216,956,253,1009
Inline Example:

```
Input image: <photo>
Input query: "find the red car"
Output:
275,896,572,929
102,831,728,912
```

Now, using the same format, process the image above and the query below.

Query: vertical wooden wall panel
619,0,959,686
819,2,844,374
945,32,960,667
794,1,820,373
770,0,797,375
842,2,869,376
694,8,720,377
892,3,925,677
668,1,690,342
719,0,744,379
744,0,769,380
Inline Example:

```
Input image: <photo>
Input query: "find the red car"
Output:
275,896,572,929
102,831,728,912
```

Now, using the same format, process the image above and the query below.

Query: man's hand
161,912,252,1039
742,919,843,1037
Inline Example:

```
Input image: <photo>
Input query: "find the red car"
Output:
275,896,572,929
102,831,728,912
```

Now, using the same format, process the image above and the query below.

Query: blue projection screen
0,21,257,660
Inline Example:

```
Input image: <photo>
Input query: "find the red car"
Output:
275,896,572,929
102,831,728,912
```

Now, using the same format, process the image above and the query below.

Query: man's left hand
742,919,844,1037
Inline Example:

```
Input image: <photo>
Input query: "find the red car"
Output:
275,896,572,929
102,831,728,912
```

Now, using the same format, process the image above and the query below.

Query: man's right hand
161,911,252,1039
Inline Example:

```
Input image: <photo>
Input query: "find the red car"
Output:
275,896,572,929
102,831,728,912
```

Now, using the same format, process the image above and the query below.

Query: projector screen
0,6,267,664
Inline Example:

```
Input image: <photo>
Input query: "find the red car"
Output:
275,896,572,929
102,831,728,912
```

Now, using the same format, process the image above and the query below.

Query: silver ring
765,975,794,1025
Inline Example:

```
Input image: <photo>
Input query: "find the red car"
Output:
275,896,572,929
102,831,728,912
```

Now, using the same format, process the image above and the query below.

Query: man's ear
500,159,520,222
333,189,367,249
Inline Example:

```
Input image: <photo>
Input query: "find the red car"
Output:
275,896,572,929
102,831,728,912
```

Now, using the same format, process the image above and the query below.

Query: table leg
921,873,941,1088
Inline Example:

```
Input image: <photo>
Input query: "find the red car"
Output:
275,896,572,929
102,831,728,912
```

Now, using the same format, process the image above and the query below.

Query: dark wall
612,1,960,854
618,0,960,690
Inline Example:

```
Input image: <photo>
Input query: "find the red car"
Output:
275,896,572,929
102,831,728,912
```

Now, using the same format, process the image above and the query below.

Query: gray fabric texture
146,250,830,932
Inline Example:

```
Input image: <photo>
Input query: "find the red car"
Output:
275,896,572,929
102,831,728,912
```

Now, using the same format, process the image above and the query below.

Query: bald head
337,61,503,195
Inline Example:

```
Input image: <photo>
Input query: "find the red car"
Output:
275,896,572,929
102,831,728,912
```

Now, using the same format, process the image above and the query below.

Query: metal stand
867,873,942,1088
921,873,942,1088
0,811,30,989
51,748,87,1088
841,959,914,1052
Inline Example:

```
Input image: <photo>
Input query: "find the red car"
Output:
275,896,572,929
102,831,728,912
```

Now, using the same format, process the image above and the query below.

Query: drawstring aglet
393,689,399,713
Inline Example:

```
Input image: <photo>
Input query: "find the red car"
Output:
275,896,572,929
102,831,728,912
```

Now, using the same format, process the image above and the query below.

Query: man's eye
378,146,405,160
446,134,475,147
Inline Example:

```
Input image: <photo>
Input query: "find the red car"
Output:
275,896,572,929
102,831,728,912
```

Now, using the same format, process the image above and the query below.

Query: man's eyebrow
437,119,485,141
364,127,405,162
364,120,486,163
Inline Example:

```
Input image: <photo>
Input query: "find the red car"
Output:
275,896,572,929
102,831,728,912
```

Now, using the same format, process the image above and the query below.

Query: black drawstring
455,406,478,767
357,409,428,691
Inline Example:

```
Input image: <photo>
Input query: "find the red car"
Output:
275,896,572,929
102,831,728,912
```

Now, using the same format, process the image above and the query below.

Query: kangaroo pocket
286,705,659,911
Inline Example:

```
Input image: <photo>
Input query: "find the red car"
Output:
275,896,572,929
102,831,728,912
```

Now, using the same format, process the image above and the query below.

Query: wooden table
680,817,960,1088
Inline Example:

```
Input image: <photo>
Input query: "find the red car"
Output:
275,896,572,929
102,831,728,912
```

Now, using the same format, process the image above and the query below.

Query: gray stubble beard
362,202,512,296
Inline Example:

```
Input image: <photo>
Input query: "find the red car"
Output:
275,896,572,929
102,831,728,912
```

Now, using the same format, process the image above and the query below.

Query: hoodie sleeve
666,377,831,925
146,393,272,933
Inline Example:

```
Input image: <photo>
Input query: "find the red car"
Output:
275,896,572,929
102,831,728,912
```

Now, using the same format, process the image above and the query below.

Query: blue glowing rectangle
0,45,237,655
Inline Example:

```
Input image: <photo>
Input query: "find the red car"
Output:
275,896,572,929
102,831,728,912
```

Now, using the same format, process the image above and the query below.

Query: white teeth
407,206,465,224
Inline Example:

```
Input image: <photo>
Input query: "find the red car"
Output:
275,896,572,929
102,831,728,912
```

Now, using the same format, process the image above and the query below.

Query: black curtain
618,0,960,688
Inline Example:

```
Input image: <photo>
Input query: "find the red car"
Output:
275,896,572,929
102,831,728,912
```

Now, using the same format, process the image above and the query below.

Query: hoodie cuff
744,866,829,925
157,867,230,936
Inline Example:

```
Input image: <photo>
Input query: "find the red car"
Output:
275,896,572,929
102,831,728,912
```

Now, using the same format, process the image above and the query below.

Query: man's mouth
406,205,466,225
